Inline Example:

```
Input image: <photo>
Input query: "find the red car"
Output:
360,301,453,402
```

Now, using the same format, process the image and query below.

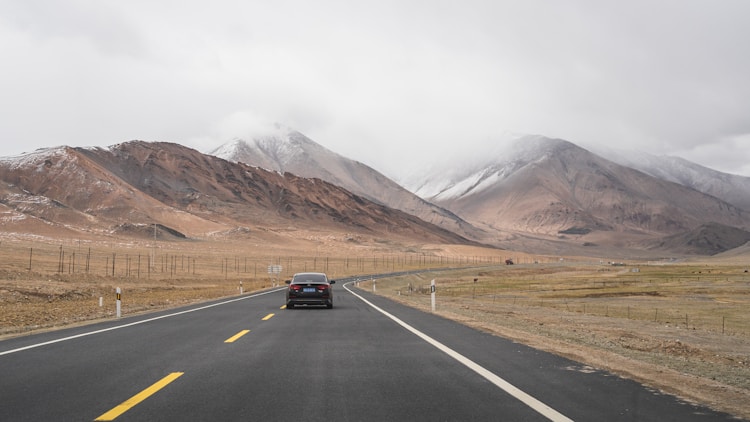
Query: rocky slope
405,135,750,254
210,126,484,240
0,142,475,246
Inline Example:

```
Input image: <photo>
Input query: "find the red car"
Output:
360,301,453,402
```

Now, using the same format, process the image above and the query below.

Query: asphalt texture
0,280,740,421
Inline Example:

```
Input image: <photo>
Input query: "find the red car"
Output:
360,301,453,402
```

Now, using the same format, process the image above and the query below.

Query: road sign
267,265,282,274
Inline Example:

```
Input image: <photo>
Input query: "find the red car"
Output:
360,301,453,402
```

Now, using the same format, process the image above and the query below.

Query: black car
285,272,335,309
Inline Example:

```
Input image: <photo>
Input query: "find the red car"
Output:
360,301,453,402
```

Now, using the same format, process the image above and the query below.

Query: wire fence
369,270,750,337
0,239,511,283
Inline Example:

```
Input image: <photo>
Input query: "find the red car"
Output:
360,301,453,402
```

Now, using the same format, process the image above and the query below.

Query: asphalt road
0,279,739,421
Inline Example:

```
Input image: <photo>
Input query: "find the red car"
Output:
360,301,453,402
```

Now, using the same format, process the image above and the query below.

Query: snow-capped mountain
404,134,750,213
0,141,473,245
404,134,750,252
3,129,748,256
585,146,750,211
210,125,335,174
209,125,483,240
401,133,562,201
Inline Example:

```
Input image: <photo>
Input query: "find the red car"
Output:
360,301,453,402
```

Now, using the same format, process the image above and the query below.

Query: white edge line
344,282,574,422
0,288,286,357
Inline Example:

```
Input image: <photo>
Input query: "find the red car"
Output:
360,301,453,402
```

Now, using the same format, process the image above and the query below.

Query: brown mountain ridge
0,142,475,247
423,138,750,255
2,138,749,257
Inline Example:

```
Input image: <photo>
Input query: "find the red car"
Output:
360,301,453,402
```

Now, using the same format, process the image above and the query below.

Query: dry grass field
1,236,749,419
0,236,503,336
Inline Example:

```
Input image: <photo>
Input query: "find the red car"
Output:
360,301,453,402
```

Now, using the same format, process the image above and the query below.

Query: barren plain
1,236,748,419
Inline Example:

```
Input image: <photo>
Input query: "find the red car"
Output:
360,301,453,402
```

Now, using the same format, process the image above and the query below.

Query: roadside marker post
239,281,243,295
116,287,121,318
431,279,436,312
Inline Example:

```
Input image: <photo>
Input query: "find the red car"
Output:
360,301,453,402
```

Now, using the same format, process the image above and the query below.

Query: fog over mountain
400,134,750,253
0,142,473,247
209,125,484,241
3,2,750,179
402,134,750,212
585,145,750,211
2,129,749,257
208,127,750,255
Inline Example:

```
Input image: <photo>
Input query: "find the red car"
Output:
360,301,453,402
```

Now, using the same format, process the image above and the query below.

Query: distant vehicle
285,272,335,309
505,259,514,265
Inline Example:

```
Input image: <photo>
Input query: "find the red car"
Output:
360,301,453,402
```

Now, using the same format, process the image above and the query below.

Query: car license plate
303,287,316,293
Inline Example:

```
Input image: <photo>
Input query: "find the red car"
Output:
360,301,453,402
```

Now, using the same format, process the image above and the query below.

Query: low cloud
1,1,749,177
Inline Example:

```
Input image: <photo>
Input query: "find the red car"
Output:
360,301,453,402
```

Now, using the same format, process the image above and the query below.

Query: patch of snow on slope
210,124,319,170
430,168,507,202
210,139,245,159
406,133,551,199
470,170,506,195
0,210,27,223
0,146,69,170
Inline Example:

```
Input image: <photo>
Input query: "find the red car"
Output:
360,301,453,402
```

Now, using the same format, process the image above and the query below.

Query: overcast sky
1,0,749,179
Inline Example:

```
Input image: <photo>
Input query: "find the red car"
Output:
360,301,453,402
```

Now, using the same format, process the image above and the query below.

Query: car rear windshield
292,274,328,284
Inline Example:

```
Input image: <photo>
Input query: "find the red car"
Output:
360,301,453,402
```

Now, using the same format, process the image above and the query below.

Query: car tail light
290,285,302,292
317,284,329,291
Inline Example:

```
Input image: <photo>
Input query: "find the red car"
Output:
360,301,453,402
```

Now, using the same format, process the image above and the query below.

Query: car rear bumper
287,298,332,307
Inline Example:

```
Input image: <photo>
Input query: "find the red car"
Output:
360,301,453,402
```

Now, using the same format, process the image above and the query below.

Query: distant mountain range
211,130,750,255
586,145,750,211
402,134,750,213
400,134,750,253
209,125,484,241
0,142,473,247
1,129,749,257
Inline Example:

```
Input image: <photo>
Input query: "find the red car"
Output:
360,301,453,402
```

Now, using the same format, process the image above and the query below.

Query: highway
0,278,738,421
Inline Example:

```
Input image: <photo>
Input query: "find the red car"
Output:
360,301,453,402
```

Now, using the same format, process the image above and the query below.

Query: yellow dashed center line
224,329,250,343
95,311,279,419
94,372,184,421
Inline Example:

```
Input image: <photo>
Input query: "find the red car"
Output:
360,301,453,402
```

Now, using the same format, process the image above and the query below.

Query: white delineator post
431,279,436,312
116,287,122,318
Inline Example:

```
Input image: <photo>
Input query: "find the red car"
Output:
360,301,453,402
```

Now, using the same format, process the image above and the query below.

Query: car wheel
287,303,294,309
326,303,333,309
